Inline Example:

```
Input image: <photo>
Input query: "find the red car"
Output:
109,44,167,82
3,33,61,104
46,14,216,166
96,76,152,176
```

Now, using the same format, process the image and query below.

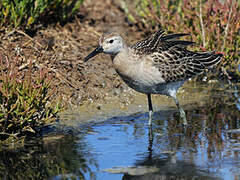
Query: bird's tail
194,51,223,68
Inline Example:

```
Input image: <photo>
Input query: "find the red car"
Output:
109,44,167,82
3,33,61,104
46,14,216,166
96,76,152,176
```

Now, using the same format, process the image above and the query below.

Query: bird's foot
179,108,187,126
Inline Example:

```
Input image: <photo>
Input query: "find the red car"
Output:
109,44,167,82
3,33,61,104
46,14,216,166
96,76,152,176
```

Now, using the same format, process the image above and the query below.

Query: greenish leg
173,97,187,125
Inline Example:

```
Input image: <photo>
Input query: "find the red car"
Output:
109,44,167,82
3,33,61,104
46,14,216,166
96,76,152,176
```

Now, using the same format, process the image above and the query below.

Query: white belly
117,70,184,95
112,50,184,96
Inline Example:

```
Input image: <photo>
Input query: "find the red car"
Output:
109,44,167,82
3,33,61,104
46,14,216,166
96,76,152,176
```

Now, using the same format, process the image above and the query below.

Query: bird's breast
113,53,166,94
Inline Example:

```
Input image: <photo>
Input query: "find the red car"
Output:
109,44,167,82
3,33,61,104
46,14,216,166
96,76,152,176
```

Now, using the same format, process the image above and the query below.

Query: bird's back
111,30,222,95
130,30,223,83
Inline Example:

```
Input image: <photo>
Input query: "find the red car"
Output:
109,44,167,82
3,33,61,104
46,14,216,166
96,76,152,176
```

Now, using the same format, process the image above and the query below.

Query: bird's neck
110,45,129,61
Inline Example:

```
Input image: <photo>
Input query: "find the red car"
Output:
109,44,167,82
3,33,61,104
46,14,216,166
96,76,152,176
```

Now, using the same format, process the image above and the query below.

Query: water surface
0,82,240,180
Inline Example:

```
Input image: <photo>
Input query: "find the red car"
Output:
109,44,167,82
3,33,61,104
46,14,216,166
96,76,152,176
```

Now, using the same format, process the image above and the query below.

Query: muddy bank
59,81,223,126
0,0,224,110
0,0,145,107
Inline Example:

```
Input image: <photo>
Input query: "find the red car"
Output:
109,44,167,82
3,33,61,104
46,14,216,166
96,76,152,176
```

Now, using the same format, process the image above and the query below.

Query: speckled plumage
84,30,223,125
131,30,222,83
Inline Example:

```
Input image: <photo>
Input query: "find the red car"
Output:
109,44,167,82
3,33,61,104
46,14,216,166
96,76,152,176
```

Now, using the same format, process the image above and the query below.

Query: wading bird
84,30,222,126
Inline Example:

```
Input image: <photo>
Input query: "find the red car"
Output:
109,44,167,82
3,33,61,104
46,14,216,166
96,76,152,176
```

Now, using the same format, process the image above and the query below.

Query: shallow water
0,82,240,180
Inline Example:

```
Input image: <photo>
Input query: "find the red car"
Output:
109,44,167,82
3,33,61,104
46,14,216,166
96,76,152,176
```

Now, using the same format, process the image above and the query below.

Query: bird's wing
151,47,223,82
131,30,194,55
131,30,222,82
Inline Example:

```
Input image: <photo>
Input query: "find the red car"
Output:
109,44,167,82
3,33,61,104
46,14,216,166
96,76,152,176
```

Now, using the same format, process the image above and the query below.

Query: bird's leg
173,96,187,125
147,94,153,126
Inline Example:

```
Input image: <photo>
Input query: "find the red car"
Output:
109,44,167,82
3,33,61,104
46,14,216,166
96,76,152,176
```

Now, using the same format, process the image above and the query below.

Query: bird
84,30,223,126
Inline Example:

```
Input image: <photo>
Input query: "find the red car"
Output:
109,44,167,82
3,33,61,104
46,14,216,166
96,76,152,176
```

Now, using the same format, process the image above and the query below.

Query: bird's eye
109,39,114,43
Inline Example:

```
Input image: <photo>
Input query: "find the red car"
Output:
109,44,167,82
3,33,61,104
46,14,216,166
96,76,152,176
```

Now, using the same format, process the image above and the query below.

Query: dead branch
199,0,206,47
221,0,234,52
15,30,44,48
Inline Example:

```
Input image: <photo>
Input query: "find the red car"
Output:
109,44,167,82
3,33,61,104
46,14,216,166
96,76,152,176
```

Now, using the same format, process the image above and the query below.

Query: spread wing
131,30,194,55
151,47,222,82
131,30,223,82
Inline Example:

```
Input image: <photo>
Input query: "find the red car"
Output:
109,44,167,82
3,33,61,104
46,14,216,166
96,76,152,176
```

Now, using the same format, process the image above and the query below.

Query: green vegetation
1,0,239,142
0,0,84,28
0,54,61,142
0,135,97,179
123,0,240,80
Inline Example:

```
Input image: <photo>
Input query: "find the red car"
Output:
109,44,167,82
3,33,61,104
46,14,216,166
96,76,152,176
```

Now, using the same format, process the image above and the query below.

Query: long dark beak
84,46,103,62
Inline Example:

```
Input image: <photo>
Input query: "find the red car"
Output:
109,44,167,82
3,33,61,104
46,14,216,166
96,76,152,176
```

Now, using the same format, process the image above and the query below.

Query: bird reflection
148,124,154,159
122,127,220,180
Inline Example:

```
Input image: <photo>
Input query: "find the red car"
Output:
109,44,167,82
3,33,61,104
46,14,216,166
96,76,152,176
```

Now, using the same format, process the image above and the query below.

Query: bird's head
84,32,124,62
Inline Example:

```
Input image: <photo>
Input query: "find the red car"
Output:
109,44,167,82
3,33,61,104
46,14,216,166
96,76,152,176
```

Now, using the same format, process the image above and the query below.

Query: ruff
84,30,223,126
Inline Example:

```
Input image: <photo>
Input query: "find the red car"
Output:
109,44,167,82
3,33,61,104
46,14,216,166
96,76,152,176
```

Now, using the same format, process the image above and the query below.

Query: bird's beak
84,46,103,62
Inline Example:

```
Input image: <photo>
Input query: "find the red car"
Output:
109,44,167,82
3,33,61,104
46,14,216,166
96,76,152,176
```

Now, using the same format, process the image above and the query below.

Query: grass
0,53,62,142
0,0,84,29
123,0,240,81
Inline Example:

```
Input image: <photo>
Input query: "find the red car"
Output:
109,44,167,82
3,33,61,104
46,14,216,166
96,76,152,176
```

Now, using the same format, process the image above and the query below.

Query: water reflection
148,84,240,179
98,84,240,179
0,132,98,180
122,155,220,180
0,83,240,180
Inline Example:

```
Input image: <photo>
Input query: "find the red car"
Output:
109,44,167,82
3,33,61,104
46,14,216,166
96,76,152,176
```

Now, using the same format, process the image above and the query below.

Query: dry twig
15,29,44,48
198,0,206,47
221,0,234,52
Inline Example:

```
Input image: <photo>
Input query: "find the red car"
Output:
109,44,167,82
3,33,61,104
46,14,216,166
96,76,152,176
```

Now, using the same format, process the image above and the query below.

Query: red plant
0,53,61,141
125,0,240,80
